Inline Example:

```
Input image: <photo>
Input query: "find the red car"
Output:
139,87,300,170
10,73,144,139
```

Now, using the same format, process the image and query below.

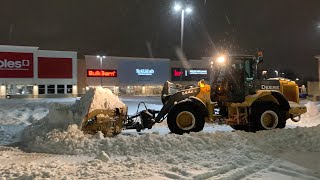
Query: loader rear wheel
249,102,286,131
167,102,205,134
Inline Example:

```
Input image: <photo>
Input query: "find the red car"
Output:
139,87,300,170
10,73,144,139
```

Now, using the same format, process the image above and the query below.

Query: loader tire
167,102,205,135
249,102,286,132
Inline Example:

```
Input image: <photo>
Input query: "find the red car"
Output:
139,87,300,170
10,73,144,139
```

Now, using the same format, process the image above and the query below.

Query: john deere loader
81,53,306,136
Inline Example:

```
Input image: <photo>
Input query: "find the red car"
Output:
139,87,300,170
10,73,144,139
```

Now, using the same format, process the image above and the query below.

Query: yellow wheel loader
82,53,306,136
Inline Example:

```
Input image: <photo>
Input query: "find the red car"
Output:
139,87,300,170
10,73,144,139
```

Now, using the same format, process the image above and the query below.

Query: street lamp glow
174,4,182,11
185,7,192,14
172,3,193,51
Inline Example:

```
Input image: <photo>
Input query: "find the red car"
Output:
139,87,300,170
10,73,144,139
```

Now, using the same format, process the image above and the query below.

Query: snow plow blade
81,108,127,137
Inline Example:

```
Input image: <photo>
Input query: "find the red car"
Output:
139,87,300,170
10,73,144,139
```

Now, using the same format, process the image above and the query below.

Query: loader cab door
243,59,256,95
211,57,256,103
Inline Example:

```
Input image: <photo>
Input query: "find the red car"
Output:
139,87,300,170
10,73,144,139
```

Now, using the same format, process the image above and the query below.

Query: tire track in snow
267,161,320,180
211,162,271,180
192,163,238,180
244,160,320,180
191,154,274,180
268,167,319,180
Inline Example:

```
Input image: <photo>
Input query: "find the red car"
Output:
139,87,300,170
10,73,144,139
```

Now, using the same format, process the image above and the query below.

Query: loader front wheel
167,102,205,134
250,102,285,131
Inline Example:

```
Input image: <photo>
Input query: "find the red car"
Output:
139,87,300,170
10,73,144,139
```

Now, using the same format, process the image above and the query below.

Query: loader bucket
79,86,127,137
81,107,127,137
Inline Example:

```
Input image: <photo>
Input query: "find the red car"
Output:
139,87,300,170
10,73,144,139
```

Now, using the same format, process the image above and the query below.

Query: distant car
299,93,308,99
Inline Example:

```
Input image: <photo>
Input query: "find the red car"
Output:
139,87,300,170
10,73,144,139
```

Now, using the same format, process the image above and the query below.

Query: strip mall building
0,45,212,98
78,56,212,96
0,45,77,98
78,56,170,96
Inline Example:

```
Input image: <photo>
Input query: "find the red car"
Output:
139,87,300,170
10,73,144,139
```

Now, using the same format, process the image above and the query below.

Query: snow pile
288,101,320,127
304,101,319,117
21,87,125,148
21,122,320,157
0,102,50,145
83,86,125,112
239,126,320,153
22,125,251,156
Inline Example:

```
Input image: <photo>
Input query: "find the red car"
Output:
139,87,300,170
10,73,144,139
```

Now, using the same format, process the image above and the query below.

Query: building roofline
85,55,170,61
0,45,39,51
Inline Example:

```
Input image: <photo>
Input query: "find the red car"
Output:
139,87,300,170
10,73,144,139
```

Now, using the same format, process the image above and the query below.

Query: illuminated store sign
173,69,184,77
136,69,155,76
171,68,210,81
0,52,34,78
189,70,208,75
0,59,30,70
87,69,117,77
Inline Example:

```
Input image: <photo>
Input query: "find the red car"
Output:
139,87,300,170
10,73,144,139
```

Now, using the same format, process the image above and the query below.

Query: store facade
0,45,77,98
78,56,170,96
170,59,212,86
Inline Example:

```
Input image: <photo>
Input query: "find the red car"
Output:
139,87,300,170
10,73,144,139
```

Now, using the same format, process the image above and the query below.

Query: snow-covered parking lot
0,92,320,179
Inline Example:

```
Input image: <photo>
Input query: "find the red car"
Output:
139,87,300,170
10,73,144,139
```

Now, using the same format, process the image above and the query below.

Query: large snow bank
21,87,125,148
22,122,320,157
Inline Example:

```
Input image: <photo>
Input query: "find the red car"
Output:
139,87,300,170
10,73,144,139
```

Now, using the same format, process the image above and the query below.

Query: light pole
174,3,192,51
274,70,279,78
96,55,106,87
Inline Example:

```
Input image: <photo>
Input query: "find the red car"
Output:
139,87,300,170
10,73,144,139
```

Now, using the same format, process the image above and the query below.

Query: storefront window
47,85,55,94
67,85,72,94
6,85,33,95
26,85,33,94
39,85,45,94
135,86,142,95
57,85,65,94
126,86,135,95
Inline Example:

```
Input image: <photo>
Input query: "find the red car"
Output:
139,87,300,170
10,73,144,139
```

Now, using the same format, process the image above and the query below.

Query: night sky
1,0,320,80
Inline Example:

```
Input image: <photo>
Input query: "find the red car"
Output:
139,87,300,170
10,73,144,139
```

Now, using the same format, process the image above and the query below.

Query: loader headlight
217,56,226,64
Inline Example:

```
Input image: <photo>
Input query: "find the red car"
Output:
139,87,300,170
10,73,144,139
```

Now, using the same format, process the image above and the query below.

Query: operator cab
211,53,263,103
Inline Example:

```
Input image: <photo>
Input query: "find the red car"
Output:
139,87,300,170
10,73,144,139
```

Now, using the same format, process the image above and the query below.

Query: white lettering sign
136,69,155,76
182,89,196,95
261,85,280,90
189,70,208,75
0,59,30,70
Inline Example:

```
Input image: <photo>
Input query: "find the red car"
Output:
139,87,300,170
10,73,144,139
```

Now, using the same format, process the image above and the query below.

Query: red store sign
87,69,117,77
173,69,184,77
0,52,34,78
